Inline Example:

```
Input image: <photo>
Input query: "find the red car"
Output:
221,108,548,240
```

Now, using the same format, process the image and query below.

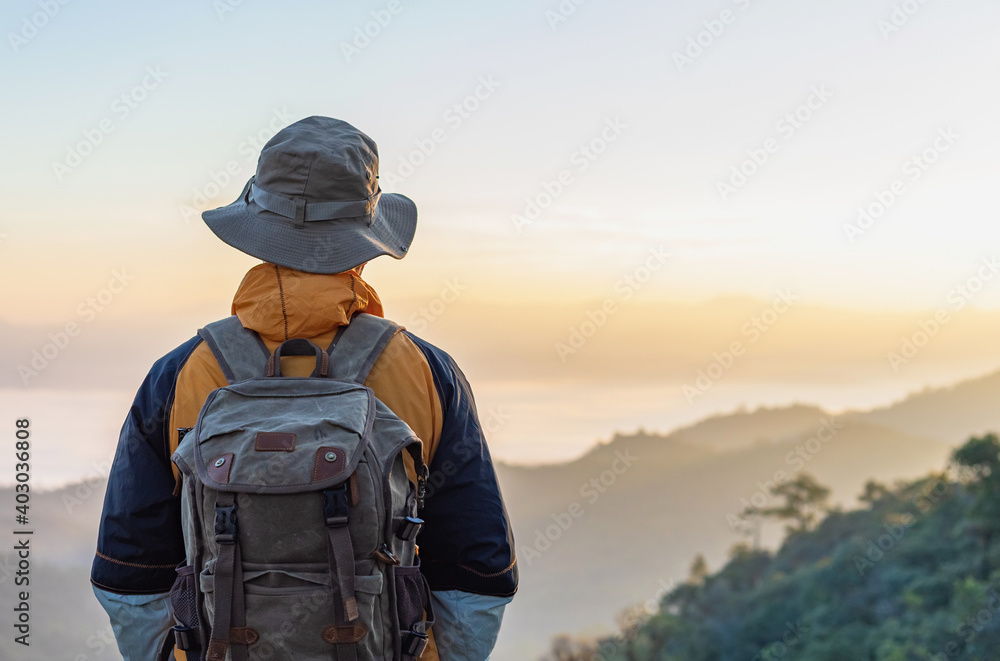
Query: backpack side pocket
393,562,434,660
168,563,204,659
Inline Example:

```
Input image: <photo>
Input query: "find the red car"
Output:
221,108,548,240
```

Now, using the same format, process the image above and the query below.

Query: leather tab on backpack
348,472,361,505
255,432,296,452
312,446,346,482
322,623,368,644
206,639,228,661
229,626,259,645
207,453,234,484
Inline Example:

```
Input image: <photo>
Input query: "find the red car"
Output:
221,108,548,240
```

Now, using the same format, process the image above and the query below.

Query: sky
2,0,1000,481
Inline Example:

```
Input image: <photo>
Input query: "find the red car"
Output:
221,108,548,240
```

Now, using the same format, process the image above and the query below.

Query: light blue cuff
431,590,513,661
93,585,173,661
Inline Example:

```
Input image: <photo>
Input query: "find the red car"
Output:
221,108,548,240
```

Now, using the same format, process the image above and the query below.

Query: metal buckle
172,625,196,651
214,505,238,544
395,516,423,543
323,484,350,528
402,630,428,657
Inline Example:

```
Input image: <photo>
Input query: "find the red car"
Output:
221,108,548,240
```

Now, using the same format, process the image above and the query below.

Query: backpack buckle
323,484,350,528
214,505,238,544
172,625,197,651
416,464,429,510
395,516,423,543
402,630,428,657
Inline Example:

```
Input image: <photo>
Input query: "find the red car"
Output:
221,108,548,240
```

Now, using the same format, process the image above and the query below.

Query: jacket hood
232,263,384,342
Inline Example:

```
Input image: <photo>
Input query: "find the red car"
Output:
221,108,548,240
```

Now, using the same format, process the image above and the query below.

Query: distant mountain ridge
851,367,1000,444
8,367,1000,661
492,367,1000,659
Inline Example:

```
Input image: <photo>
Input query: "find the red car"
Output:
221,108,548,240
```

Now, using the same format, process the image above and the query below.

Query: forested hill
545,434,1000,661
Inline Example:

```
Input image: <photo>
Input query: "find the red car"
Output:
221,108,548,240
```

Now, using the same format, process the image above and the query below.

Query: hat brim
202,183,417,274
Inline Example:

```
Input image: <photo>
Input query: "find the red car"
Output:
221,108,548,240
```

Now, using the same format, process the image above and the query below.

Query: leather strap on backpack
322,482,361,661
206,492,251,661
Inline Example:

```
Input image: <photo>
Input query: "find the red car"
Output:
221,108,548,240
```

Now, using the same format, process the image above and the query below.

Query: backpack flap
184,378,376,493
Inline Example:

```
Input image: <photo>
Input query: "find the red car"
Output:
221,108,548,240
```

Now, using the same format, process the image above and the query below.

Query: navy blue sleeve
91,336,202,595
404,332,518,598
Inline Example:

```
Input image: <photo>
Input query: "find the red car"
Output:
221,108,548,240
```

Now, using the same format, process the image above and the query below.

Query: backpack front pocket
200,563,385,661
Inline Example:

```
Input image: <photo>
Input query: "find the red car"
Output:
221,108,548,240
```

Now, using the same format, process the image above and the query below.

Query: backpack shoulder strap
327,313,402,384
197,315,271,384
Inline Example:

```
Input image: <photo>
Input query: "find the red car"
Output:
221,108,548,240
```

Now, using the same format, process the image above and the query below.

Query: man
91,116,518,660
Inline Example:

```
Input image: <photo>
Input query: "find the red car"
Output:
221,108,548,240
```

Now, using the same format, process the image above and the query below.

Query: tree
758,473,830,533
733,504,763,550
544,635,599,661
687,554,709,585
952,434,1000,577
858,479,890,506
952,433,1000,482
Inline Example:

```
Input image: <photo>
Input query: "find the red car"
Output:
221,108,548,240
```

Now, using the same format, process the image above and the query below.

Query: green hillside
544,434,1000,661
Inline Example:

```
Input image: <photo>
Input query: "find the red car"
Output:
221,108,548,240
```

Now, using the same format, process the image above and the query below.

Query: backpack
165,313,435,661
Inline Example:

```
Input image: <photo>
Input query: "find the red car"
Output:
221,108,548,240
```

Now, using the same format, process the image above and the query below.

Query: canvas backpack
165,313,435,661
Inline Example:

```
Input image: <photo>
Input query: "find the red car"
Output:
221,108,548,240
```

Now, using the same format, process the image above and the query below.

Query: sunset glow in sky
2,0,1000,478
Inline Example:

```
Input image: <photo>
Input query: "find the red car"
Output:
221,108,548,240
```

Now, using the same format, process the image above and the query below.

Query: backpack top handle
265,338,330,378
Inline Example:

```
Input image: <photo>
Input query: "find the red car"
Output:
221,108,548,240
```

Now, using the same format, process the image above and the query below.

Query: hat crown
201,115,417,275
255,116,379,204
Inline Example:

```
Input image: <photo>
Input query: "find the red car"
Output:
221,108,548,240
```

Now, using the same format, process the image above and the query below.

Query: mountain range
6,368,1000,660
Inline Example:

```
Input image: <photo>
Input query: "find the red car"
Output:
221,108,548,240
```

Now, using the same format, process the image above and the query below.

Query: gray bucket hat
203,116,417,274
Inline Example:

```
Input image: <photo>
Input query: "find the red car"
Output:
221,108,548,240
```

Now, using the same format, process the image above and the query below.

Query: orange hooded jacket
92,263,518,660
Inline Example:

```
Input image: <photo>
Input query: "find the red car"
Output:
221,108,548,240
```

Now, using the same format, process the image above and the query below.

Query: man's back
92,114,517,661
